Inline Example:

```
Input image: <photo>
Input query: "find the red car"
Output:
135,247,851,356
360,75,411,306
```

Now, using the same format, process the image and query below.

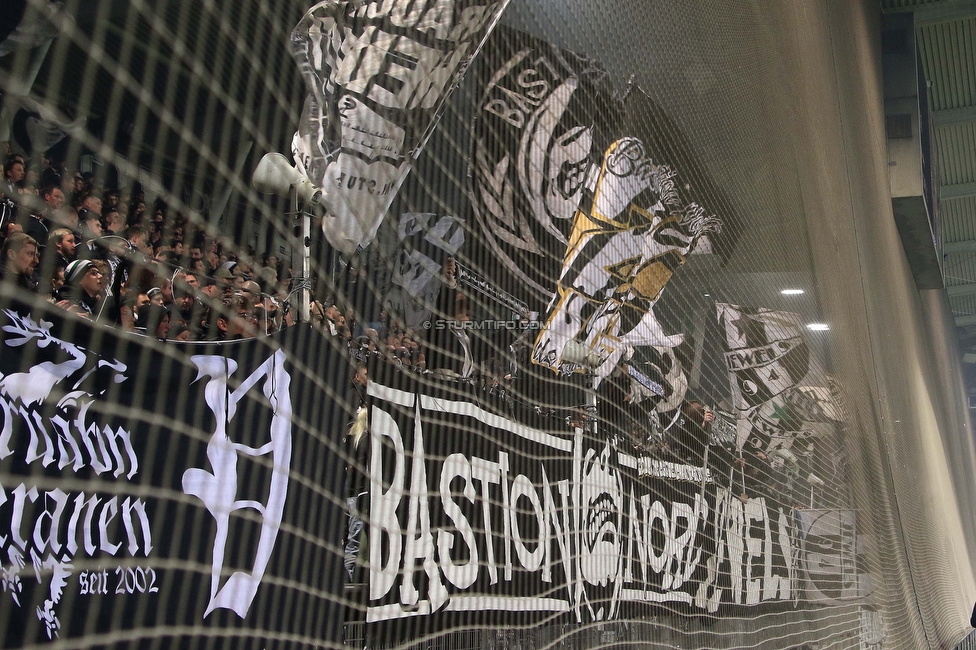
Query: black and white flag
0,0,63,58
364,374,800,631
716,303,812,451
626,346,689,416
469,26,619,301
717,303,809,411
795,509,859,604
384,212,465,329
290,0,507,256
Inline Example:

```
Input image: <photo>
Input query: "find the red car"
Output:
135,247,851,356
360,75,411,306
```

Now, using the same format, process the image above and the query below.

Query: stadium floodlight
251,152,324,324
251,153,323,206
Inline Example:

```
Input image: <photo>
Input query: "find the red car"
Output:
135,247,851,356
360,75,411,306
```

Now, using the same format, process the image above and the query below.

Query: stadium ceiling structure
880,1,976,388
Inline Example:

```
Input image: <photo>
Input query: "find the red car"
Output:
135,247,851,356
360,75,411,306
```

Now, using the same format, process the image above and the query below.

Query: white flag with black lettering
290,0,507,255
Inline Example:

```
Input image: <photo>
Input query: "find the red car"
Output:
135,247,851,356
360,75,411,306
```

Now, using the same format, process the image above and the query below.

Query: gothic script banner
0,303,350,648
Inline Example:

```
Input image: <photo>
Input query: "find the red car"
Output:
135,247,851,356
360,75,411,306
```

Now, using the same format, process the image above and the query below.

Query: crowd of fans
0,151,471,377
0,152,312,341
0,164,490,449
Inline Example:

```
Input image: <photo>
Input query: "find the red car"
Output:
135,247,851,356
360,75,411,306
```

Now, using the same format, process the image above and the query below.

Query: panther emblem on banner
575,437,624,621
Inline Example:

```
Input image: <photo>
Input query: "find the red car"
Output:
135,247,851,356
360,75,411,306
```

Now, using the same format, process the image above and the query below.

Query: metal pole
300,207,311,323
740,454,747,499
698,437,711,500
587,375,598,438
290,189,311,323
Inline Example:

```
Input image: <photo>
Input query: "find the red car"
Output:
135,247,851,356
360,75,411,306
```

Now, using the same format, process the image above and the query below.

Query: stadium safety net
0,1,975,648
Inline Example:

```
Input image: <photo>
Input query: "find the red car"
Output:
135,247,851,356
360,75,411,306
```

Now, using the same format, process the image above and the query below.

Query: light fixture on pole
251,152,325,324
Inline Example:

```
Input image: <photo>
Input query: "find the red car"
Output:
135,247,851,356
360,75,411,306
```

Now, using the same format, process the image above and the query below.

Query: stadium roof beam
942,181,976,201
933,105,976,128
913,0,976,26
944,240,976,254
948,284,976,298
955,314,976,327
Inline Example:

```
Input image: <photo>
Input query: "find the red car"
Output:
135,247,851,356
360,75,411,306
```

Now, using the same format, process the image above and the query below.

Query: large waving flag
716,303,845,454
290,0,508,256
469,26,619,300
0,0,62,58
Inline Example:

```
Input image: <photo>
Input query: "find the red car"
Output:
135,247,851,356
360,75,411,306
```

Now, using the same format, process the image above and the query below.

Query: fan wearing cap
205,294,256,341
136,303,171,340
56,259,103,318
146,286,164,306
77,208,103,240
